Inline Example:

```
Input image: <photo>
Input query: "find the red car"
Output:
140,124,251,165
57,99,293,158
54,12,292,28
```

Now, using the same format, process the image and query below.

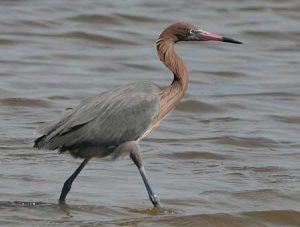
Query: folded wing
34,81,160,154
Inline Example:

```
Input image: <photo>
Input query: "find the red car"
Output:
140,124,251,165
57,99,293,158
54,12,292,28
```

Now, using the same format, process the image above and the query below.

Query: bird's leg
138,166,161,208
59,158,90,203
129,142,161,208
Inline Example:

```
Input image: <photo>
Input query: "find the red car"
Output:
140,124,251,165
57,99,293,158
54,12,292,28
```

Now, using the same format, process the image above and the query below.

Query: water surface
0,0,300,226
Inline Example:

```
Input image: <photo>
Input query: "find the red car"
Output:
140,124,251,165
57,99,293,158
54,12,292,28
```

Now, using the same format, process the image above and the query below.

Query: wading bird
34,22,242,208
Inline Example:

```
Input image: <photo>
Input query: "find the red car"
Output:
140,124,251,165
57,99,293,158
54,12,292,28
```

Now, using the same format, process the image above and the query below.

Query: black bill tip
221,37,243,44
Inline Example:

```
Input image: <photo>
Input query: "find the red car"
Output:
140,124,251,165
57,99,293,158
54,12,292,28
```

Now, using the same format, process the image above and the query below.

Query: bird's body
34,22,242,208
35,81,160,159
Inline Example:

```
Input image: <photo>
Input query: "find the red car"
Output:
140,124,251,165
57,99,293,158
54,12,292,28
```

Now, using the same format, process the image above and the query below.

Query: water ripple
0,98,51,108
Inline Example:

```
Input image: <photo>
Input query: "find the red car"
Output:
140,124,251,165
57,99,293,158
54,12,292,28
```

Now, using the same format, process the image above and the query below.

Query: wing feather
34,81,160,151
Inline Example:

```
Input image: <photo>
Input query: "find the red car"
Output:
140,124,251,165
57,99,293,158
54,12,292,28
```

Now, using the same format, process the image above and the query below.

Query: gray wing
34,81,160,151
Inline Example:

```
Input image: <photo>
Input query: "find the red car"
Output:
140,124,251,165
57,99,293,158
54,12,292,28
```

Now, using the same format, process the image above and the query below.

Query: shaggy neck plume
154,32,189,123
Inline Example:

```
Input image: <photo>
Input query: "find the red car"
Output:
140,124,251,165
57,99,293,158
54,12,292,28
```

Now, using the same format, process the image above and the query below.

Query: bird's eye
189,29,196,35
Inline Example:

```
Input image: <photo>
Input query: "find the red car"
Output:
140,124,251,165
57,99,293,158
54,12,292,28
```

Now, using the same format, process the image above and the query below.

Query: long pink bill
199,30,243,44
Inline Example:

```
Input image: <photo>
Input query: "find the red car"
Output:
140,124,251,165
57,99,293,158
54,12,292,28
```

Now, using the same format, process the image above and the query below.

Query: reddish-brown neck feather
154,30,189,125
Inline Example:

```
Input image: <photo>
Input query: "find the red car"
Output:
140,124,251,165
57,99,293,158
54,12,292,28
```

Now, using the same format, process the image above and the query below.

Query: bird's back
34,81,160,158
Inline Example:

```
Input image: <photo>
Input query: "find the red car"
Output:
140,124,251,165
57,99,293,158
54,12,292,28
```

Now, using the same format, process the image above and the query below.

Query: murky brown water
1,0,300,226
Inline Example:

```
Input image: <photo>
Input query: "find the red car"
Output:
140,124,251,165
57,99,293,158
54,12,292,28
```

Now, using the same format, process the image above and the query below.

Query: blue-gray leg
138,166,161,208
129,142,161,208
59,158,89,203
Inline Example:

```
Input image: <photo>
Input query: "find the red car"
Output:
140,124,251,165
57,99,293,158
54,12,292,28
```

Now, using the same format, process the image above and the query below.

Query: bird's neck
155,38,189,122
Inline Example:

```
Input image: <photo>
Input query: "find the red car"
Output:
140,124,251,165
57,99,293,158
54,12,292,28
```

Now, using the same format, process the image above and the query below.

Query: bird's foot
150,194,161,208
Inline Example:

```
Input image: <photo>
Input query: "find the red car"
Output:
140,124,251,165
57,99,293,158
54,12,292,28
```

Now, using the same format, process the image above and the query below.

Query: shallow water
0,0,300,226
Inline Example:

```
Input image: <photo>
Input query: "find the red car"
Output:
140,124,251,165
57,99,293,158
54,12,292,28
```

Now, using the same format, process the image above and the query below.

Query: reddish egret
34,22,242,208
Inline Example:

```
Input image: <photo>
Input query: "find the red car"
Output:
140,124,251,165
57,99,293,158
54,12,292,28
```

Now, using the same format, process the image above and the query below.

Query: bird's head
159,22,242,44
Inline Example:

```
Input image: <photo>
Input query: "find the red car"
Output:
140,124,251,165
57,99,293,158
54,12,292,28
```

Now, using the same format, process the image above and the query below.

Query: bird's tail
33,135,47,149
